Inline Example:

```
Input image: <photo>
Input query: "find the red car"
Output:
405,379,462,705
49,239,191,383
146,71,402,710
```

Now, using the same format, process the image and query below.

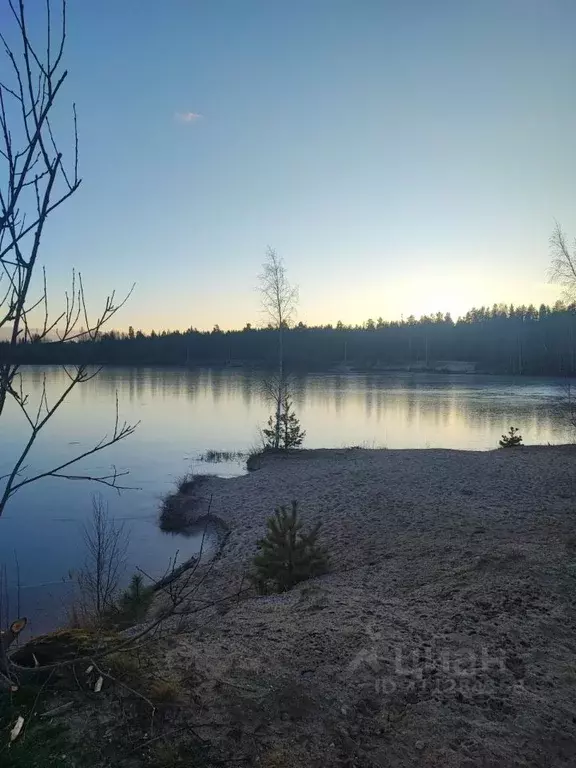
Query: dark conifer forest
4,301,576,375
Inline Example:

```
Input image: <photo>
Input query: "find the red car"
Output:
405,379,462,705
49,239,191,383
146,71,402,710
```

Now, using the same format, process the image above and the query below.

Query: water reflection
0,366,573,630
3,368,574,456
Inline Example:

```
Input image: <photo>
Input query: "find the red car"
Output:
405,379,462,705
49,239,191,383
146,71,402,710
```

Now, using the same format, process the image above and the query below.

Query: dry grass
199,449,247,463
159,475,209,532
106,651,141,679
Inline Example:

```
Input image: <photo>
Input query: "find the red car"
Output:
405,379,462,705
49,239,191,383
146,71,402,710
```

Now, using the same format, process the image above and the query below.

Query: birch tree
549,222,576,301
259,246,298,381
258,247,303,449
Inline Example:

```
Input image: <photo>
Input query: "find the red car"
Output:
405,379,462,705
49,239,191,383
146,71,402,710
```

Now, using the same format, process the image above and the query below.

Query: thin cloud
175,111,202,123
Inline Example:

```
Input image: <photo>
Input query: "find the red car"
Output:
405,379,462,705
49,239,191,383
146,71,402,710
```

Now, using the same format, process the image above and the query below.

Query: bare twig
549,221,576,301
91,659,156,717
0,1,135,518
4,529,242,687
75,495,129,619
39,701,74,718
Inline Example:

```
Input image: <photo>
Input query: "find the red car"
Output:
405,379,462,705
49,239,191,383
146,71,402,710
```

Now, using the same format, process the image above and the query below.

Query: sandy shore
161,446,576,767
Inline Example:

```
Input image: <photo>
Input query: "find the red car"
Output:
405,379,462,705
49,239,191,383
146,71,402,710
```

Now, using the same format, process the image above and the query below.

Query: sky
6,0,576,331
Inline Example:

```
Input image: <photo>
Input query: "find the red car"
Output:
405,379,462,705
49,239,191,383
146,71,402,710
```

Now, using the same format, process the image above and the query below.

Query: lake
0,366,573,631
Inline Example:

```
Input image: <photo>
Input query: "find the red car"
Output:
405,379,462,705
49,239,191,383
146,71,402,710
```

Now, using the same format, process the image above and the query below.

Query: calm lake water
0,366,573,631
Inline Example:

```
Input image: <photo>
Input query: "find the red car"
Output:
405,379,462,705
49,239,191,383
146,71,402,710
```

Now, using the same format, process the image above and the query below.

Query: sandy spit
160,446,576,767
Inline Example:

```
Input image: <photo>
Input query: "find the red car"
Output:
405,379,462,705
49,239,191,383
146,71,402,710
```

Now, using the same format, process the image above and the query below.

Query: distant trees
6,300,576,375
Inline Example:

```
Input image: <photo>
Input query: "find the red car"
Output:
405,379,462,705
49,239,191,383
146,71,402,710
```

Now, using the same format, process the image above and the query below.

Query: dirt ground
146,446,576,767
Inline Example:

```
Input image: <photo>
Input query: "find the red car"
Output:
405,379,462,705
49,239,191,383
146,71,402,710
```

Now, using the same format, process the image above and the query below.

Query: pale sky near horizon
7,0,576,331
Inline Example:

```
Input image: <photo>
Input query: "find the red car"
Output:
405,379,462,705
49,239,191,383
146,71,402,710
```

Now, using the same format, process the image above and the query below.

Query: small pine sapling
262,397,306,450
104,574,154,627
251,501,328,594
499,426,523,448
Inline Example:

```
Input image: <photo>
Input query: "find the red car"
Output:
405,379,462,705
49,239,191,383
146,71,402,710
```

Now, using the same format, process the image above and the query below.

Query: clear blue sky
27,0,576,329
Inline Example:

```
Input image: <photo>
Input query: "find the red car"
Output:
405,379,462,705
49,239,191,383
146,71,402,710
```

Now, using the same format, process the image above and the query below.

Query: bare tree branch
3,527,242,693
549,221,576,302
0,0,136,518
75,495,128,617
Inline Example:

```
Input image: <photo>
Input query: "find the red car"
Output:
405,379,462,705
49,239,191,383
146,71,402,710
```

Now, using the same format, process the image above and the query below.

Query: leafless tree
549,222,576,302
260,373,287,410
0,0,136,518
259,247,298,380
258,247,298,447
0,526,245,694
75,494,128,620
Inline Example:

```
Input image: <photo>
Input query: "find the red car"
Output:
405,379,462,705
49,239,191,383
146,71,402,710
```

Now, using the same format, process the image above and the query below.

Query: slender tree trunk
279,323,283,381
276,324,283,448
258,247,297,450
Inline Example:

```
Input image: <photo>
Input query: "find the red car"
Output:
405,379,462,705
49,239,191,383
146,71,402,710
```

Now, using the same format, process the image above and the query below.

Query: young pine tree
262,397,306,450
280,398,306,449
104,573,154,627
499,426,523,448
251,501,328,594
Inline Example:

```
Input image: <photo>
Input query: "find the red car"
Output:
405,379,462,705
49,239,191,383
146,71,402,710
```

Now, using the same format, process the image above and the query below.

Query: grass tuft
159,474,210,533
199,449,246,463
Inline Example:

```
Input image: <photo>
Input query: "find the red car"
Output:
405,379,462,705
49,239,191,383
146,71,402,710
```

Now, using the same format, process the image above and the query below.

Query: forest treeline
3,301,576,375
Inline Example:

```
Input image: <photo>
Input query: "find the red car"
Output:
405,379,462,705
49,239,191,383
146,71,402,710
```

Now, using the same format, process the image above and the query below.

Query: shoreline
178,444,576,586
161,444,576,765
10,445,576,765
